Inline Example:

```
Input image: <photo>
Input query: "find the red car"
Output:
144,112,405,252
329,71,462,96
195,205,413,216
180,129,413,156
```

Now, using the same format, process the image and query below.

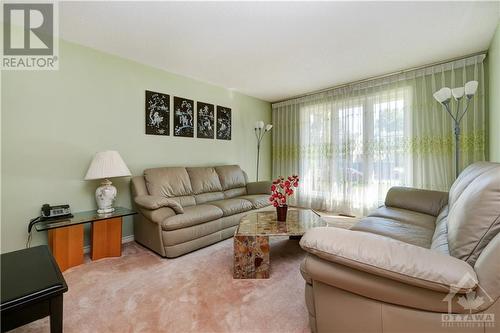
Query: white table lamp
84,150,131,214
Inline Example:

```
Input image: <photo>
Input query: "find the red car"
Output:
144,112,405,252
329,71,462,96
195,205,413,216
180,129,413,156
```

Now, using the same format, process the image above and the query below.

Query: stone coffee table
233,209,326,279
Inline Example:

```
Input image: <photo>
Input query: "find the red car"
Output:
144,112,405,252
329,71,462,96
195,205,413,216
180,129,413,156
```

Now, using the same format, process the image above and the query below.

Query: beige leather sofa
300,162,500,333
131,165,272,258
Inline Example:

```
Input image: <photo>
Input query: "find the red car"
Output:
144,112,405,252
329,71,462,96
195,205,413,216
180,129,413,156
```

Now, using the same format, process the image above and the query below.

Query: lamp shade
255,120,265,129
265,124,273,131
451,87,464,100
433,87,452,103
84,150,131,180
465,81,478,97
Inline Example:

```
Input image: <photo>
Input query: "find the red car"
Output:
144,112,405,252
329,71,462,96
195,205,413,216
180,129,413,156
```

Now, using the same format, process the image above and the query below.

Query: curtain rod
271,50,487,105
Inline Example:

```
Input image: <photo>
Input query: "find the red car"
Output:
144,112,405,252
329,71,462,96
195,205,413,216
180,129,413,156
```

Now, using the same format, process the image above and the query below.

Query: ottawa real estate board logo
441,273,495,328
2,1,59,70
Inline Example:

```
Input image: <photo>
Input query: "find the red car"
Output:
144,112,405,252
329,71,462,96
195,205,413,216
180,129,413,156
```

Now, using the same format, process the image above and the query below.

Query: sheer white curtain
272,55,485,216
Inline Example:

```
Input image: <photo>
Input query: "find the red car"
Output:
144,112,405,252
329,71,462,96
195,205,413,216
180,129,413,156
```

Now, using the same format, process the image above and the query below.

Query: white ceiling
59,1,500,102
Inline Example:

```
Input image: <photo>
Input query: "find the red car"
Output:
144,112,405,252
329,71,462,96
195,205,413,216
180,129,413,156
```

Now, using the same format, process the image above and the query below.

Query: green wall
489,22,500,162
1,40,272,253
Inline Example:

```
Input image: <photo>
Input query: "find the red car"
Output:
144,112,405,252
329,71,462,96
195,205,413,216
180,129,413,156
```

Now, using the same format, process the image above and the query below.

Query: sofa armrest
134,195,184,214
300,227,477,293
385,186,448,216
246,181,272,195
137,207,176,225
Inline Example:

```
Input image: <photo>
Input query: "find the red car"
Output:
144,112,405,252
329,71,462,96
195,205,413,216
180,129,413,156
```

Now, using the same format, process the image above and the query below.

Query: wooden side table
91,217,123,260
48,224,84,272
36,207,136,271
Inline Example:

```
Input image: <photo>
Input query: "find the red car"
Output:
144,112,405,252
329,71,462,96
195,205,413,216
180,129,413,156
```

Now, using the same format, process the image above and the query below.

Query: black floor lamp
254,120,272,181
433,80,478,178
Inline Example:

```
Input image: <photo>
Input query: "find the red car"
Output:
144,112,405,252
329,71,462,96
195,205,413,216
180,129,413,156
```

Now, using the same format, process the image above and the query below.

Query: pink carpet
14,237,310,333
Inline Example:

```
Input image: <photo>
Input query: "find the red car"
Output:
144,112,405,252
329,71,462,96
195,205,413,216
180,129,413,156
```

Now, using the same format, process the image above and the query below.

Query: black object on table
1,245,68,333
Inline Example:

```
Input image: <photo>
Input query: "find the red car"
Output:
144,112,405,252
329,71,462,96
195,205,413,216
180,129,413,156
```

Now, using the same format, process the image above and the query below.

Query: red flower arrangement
269,174,300,208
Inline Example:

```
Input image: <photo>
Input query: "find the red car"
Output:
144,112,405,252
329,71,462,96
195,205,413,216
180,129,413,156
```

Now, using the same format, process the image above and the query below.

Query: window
298,87,411,214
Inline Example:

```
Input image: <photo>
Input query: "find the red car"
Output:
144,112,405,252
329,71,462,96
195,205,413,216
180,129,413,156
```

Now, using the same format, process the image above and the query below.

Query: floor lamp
433,80,478,178
254,121,272,181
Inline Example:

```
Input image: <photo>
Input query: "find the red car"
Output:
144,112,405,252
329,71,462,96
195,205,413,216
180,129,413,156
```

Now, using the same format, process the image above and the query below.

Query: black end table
1,245,68,332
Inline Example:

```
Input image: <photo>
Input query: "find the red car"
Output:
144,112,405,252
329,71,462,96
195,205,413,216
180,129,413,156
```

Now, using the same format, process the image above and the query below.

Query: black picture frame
216,106,231,140
145,90,170,136
173,96,194,137
196,102,215,139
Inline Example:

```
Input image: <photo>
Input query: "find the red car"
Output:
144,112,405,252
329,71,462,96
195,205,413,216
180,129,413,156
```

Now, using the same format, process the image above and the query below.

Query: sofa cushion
194,192,225,204
351,217,434,248
237,194,271,209
246,181,272,195
431,206,449,255
300,227,478,294
224,187,247,198
161,219,224,246
368,206,436,230
215,165,246,190
473,232,500,311
209,198,253,216
144,167,193,198
170,195,196,207
447,162,500,265
448,162,498,207
186,167,223,194
385,187,448,217
162,204,223,231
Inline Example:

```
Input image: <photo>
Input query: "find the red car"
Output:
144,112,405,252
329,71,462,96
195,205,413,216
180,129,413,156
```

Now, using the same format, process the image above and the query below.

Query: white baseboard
83,234,135,254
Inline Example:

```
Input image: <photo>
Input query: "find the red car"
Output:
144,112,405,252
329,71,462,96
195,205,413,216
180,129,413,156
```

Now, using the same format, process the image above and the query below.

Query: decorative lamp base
95,179,117,215
97,207,115,214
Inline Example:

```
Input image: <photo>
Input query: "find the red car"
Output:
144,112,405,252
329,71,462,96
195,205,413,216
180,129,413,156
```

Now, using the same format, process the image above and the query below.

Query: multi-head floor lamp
254,121,272,181
433,80,478,178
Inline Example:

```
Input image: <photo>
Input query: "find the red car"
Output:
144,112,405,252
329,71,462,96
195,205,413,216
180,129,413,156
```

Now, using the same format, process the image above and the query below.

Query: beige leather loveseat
131,165,271,257
300,162,500,333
